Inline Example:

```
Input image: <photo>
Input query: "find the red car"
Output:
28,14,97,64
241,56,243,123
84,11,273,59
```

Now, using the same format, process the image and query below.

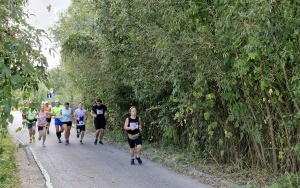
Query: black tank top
127,116,140,135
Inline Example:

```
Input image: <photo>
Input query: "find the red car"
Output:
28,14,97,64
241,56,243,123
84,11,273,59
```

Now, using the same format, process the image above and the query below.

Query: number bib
129,122,139,129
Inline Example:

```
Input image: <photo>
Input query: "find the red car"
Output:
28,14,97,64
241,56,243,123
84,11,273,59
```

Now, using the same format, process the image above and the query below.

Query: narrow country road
9,111,213,188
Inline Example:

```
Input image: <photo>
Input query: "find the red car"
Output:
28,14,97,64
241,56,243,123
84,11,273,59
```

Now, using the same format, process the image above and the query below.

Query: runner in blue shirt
61,102,73,145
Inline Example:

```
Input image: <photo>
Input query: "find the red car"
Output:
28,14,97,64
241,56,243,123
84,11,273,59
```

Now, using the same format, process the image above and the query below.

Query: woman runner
123,106,143,165
37,106,48,147
61,102,73,145
44,101,52,134
74,102,87,144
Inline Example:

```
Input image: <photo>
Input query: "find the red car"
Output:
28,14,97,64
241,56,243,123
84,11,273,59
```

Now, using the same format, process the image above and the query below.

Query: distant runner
51,100,64,143
91,99,108,145
123,106,143,165
22,102,38,143
74,102,87,144
37,106,48,147
61,102,73,145
44,101,52,134
25,107,38,143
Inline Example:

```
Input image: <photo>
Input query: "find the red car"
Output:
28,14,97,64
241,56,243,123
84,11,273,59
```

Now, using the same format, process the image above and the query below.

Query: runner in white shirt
74,102,87,144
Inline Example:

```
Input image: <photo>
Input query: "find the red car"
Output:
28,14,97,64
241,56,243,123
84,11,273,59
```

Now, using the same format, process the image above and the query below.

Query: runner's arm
105,110,109,120
90,109,96,118
123,118,130,130
139,117,142,132
73,111,79,120
84,112,88,121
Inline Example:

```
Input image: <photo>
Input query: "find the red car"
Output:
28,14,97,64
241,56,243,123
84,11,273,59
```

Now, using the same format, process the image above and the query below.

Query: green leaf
11,74,23,85
204,112,210,120
15,127,22,133
2,65,11,76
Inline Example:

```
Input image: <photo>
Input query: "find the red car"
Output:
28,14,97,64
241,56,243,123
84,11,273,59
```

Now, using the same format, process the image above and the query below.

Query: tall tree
0,0,48,131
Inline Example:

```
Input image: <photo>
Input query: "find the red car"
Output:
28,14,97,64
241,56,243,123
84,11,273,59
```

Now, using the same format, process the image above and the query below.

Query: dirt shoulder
15,142,46,188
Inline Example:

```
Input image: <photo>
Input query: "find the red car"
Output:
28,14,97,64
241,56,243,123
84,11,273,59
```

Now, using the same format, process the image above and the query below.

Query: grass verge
0,134,21,188
103,130,293,188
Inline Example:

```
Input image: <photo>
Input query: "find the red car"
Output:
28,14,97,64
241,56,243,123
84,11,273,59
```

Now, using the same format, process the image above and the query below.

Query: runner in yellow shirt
22,101,38,143
51,100,64,143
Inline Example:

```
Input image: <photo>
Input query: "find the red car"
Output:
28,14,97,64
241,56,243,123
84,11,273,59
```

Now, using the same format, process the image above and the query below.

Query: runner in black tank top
123,106,143,165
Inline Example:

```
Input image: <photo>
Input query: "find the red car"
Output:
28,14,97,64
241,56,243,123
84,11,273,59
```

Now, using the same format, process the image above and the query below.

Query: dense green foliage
1,0,47,184
52,0,300,175
0,0,48,126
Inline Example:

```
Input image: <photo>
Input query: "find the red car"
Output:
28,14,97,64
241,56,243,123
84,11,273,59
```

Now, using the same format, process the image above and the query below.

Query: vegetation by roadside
103,130,299,188
0,133,21,188
51,1,300,186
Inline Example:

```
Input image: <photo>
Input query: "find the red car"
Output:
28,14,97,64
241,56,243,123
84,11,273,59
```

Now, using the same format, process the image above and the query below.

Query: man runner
91,99,108,145
22,102,38,143
51,100,64,143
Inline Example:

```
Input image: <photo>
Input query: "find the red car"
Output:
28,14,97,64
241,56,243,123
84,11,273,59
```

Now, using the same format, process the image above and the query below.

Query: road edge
15,137,53,188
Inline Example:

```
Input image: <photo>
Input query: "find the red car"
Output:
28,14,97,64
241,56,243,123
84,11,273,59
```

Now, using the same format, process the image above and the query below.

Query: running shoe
58,138,62,143
131,159,135,165
77,133,79,138
99,140,103,145
80,140,83,144
65,140,69,145
38,136,41,141
136,157,143,164
32,136,36,142
42,143,46,147
29,138,32,143
94,139,98,145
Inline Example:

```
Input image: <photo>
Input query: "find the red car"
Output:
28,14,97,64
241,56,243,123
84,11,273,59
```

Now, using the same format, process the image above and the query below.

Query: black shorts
62,121,72,126
46,118,51,123
38,126,46,131
128,135,142,148
76,125,86,131
27,120,36,129
94,121,106,130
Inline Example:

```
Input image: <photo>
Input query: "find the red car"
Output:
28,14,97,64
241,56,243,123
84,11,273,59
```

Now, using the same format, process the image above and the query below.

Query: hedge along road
8,111,213,188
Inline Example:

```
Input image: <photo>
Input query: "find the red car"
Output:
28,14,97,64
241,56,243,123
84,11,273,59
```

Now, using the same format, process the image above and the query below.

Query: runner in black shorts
44,101,52,134
61,102,73,145
37,106,48,147
22,103,38,143
74,102,87,144
124,106,143,165
91,99,108,145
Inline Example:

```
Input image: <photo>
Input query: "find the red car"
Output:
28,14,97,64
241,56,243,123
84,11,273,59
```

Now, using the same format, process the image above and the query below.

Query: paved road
9,111,213,188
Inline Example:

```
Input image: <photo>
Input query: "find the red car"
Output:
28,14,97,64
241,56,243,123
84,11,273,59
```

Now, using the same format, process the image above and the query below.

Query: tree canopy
0,0,48,130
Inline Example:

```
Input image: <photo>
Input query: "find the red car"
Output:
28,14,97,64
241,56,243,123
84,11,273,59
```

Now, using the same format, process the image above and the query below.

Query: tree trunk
262,91,278,172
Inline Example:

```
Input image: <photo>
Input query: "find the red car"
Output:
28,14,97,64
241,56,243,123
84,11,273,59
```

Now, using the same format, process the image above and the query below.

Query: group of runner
22,99,143,165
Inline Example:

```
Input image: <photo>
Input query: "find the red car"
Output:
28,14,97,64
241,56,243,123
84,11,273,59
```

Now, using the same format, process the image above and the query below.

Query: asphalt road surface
9,111,213,188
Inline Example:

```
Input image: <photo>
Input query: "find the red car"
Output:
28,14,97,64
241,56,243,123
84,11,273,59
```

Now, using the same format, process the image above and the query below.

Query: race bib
129,122,139,129
96,109,103,115
78,121,84,125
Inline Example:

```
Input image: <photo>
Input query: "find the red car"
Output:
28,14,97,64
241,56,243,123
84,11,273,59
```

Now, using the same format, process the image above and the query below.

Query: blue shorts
54,118,62,126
